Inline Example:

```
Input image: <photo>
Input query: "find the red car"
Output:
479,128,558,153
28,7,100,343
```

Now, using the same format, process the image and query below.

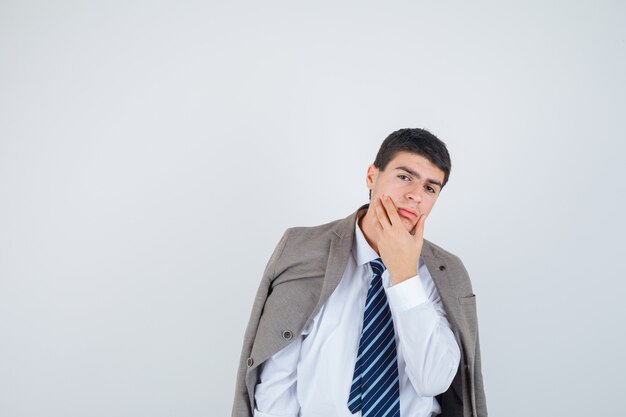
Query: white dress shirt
254,219,460,417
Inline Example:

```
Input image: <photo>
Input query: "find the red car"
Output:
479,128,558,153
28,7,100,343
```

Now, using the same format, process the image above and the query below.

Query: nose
405,183,424,203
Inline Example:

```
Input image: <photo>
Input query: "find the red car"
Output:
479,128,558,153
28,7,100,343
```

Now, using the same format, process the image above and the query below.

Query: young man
232,129,487,417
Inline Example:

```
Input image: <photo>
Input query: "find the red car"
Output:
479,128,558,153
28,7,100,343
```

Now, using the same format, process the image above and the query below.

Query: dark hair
370,128,451,198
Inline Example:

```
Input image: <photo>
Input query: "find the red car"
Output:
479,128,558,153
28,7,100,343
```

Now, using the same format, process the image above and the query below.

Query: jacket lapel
307,206,363,323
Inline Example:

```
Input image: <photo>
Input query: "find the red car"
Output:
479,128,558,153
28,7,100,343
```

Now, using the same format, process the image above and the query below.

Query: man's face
366,151,446,233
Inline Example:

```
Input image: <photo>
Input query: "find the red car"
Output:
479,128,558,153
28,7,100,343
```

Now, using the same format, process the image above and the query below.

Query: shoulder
424,238,470,275
271,216,348,277
279,217,345,259
283,217,345,246
425,238,462,262
275,205,362,254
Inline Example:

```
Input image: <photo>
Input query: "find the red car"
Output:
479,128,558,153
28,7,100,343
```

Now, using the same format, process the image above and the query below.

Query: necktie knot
369,258,386,277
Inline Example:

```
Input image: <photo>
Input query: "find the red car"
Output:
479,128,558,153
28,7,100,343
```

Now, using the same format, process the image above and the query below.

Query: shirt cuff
385,276,428,312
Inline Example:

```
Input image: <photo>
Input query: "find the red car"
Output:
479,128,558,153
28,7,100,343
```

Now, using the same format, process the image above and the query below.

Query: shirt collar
353,214,381,268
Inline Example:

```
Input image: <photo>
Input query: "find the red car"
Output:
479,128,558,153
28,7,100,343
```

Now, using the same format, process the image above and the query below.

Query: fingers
380,194,402,226
373,217,384,235
411,213,427,238
377,194,426,238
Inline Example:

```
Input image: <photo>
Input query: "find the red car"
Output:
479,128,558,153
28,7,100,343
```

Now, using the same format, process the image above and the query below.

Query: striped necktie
347,258,400,417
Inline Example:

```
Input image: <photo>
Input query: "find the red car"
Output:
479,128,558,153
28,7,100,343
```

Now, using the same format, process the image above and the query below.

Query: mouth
397,207,418,219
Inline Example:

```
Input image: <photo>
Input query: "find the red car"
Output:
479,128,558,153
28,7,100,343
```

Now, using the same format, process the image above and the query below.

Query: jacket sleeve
473,328,488,417
232,230,291,417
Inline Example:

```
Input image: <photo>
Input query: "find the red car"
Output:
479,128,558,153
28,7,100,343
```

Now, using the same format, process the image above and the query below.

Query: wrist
389,268,418,285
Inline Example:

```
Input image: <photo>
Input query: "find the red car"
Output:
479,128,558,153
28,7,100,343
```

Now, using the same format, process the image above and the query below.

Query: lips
398,207,418,218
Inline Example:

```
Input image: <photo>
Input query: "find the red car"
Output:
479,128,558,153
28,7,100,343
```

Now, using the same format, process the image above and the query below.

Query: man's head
372,128,451,189
365,128,451,233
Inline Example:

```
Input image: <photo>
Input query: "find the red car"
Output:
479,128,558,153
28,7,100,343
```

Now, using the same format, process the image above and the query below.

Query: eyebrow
395,166,443,189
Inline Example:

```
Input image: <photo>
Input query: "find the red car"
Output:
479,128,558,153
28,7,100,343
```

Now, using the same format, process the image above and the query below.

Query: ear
365,164,379,190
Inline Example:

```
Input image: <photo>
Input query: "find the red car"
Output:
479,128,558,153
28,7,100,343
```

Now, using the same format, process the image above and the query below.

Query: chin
400,219,416,231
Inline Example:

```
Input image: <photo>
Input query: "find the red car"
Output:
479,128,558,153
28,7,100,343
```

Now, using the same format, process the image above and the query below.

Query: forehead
385,151,445,180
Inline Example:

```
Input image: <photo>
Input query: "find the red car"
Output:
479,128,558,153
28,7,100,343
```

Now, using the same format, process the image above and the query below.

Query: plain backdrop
1,1,625,416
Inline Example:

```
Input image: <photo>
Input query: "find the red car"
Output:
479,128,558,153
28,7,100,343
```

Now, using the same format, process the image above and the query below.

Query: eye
398,175,411,181
426,185,437,194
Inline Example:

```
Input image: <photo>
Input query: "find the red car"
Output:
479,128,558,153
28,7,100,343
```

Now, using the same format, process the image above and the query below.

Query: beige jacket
232,205,487,417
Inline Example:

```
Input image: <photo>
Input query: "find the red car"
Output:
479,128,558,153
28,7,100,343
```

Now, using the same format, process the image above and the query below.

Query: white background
1,1,625,416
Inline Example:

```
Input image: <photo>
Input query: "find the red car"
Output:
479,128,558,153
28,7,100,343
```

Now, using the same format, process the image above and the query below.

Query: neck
358,205,381,255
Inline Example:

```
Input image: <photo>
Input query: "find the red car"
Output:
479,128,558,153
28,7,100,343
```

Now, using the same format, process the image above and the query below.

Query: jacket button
282,330,293,340
247,357,254,367
439,265,446,271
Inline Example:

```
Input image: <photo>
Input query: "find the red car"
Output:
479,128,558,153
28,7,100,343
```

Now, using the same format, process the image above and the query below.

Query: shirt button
282,330,293,340
247,357,254,367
